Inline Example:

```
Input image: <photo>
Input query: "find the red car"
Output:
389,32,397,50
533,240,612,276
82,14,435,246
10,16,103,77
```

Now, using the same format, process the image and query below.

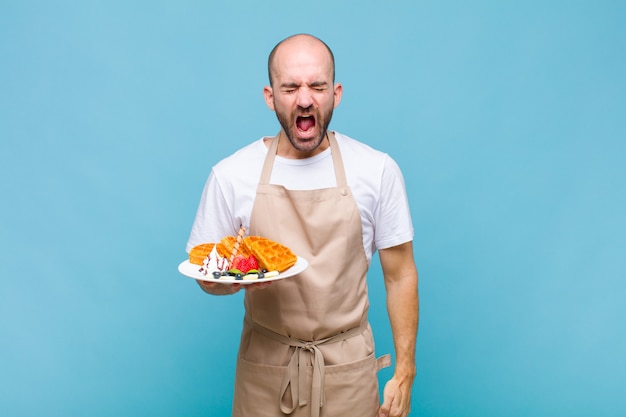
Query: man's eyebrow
279,81,329,89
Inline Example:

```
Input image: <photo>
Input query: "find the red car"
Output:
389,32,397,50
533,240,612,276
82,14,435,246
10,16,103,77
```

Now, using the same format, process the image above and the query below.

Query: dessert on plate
188,227,297,281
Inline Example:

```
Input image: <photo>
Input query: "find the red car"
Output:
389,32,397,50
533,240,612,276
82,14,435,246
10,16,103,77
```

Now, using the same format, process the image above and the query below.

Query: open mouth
296,115,316,133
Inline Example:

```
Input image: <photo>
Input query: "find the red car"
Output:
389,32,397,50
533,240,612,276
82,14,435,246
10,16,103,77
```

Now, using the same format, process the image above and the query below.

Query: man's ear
263,85,275,111
333,83,343,109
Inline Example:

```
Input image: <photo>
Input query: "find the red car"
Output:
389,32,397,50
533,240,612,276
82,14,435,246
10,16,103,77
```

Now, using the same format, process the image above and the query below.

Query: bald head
267,34,335,87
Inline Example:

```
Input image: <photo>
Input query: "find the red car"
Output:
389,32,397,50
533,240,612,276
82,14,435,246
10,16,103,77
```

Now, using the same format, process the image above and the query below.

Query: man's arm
378,241,419,417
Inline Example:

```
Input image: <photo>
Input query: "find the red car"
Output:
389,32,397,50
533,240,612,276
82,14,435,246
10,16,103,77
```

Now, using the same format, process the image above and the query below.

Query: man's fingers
379,389,394,417
380,380,409,417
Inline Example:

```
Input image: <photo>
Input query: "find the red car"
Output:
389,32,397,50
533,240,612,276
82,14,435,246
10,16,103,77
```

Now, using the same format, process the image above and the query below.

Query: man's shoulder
334,131,390,165
211,138,267,186
213,138,266,168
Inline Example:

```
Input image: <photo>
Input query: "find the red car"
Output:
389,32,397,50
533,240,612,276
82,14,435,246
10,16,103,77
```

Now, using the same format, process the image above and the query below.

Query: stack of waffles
189,235,297,273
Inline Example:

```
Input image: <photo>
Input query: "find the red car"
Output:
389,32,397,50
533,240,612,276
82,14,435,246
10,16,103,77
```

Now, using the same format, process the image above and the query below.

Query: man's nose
296,88,313,108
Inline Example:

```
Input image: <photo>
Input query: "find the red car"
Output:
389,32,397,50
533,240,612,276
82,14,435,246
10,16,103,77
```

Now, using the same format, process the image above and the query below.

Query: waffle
189,234,254,266
243,236,297,272
189,243,216,265
218,235,251,258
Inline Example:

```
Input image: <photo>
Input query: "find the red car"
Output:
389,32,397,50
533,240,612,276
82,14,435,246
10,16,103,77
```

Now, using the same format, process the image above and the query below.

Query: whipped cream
198,245,229,276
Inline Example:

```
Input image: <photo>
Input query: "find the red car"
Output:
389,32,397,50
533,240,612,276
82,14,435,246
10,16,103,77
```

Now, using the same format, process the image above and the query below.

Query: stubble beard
276,106,334,153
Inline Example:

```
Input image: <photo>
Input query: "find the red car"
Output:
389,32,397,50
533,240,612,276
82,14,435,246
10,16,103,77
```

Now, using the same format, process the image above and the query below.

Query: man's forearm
386,271,419,378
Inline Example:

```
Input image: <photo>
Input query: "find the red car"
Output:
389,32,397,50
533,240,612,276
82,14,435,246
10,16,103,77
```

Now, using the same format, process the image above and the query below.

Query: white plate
178,256,308,284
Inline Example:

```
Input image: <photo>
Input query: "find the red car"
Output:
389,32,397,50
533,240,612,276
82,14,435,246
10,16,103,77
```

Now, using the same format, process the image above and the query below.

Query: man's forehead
273,52,333,83
268,34,335,86
274,45,331,67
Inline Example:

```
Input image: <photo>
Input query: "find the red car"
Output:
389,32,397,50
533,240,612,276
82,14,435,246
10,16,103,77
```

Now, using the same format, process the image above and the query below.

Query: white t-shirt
186,131,413,263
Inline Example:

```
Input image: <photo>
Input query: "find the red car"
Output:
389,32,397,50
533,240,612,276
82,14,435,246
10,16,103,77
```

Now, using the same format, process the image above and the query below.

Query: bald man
187,34,418,417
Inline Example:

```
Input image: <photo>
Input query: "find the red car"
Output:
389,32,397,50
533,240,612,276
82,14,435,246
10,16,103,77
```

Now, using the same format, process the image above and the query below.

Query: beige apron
232,132,390,417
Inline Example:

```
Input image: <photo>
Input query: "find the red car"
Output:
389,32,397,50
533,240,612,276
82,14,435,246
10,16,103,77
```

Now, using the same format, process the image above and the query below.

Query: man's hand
196,280,273,295
196,280,242,295
380,374,413,417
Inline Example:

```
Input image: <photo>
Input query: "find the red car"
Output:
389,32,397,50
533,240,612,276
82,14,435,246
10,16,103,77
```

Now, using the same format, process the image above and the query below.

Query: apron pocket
322,352,382,417
232,356,288,417
233,352,385,417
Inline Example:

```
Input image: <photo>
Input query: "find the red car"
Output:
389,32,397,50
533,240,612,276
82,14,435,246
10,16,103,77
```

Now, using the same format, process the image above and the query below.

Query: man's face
264,38,342,156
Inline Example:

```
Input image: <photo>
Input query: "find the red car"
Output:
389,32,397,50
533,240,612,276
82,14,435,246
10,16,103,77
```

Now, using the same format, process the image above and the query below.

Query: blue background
1,1,625,416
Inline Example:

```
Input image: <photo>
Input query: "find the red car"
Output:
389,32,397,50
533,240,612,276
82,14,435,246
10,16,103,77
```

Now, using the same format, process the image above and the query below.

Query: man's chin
285,129,323,150
292,140,319,152
296,134,327,151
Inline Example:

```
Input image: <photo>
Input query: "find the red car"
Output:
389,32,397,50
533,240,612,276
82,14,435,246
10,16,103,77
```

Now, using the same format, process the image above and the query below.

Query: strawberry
244,255,259,272
234,255,259,274
230,254,247,271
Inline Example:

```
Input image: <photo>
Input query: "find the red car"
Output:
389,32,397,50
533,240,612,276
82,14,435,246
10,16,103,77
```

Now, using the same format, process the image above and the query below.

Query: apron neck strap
259,131,348,187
